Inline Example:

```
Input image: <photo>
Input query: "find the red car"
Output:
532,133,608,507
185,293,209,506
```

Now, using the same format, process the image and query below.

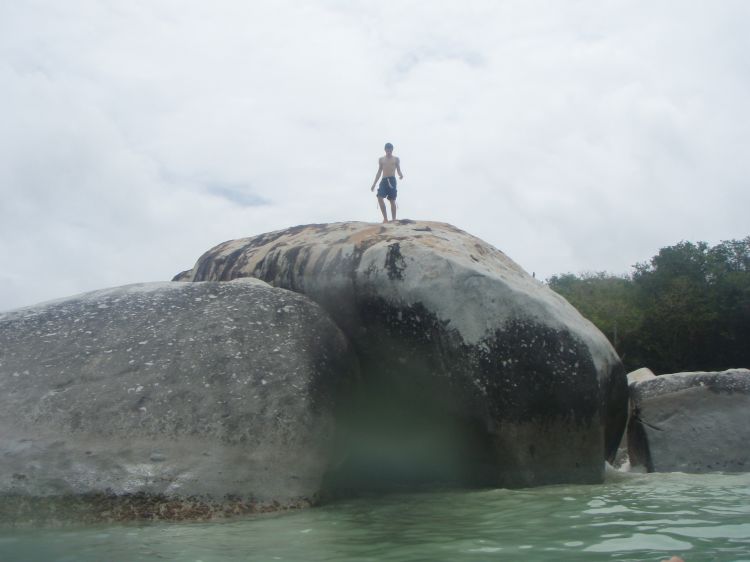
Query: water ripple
1,471,749,561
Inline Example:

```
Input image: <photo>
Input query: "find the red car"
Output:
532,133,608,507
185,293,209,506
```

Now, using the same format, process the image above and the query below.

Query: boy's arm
396,157,403,180
370,160,383,191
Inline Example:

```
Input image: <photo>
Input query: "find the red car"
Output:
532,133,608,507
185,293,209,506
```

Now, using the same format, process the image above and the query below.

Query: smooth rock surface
627,369,750,473
0,280,356,524
175,221,627,488
627,367,656,386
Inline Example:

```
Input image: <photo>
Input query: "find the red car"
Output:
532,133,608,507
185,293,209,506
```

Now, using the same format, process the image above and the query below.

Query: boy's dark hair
384,142,394,150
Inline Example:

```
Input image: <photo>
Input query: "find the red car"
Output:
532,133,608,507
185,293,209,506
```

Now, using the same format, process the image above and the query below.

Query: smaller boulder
627,369,750,473
0,280,356,524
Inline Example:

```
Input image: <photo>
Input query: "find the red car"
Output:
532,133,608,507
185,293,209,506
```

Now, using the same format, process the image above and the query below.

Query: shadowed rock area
627,369,750,473
0,279,356,525
175,220,627,490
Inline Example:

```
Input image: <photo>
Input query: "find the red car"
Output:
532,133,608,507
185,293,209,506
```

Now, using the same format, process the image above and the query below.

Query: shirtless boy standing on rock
370,142,404,223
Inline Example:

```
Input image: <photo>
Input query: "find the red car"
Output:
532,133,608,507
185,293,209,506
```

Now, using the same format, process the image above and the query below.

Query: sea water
1,469,749,562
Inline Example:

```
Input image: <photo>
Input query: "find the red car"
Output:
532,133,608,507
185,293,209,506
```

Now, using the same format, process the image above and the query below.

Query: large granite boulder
0,279,356,524
175,221,627,488
627,369,750,473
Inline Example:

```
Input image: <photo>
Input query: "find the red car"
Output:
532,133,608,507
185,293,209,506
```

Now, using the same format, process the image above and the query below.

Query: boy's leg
389,198,397,221
377,197,389,222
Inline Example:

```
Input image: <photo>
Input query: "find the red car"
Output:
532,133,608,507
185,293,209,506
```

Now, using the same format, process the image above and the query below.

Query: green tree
548,237,750,374
633,238,750,372
547,272,642,365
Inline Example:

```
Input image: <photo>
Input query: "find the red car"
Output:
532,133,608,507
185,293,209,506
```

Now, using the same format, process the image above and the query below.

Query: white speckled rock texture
175,221,627,488
627,368,750,473
0,279,357,524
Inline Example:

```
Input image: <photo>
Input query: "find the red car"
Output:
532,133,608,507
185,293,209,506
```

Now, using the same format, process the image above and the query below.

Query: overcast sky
1,1,749,311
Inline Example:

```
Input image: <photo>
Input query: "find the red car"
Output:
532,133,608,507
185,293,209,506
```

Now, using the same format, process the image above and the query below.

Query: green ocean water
1,470,749,562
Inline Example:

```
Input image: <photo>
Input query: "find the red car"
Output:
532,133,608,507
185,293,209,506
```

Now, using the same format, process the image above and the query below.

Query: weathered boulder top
630,369,750,398
174,220,619,375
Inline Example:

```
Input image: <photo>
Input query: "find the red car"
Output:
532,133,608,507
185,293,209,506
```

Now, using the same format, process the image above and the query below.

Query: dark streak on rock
328,296,604,490
626,412,655,472
385,243,407,281
217,248,248,281
311,246,332,277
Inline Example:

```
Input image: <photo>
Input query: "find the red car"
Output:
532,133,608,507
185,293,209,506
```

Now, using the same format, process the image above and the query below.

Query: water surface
2,470,749,561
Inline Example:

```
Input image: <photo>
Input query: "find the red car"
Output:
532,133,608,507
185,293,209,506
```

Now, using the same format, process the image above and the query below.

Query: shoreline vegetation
547,237,750,374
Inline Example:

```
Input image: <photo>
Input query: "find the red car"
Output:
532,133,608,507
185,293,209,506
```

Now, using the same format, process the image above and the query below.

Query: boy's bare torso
380,155,400,177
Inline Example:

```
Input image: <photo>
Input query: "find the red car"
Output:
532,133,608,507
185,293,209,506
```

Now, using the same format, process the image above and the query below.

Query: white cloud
1,1,749,310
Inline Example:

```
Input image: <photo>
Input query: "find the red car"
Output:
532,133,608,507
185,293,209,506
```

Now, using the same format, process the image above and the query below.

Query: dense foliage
548,238,750,374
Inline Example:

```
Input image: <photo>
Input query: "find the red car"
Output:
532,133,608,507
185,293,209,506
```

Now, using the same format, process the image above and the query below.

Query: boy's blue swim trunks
377,176,398,200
